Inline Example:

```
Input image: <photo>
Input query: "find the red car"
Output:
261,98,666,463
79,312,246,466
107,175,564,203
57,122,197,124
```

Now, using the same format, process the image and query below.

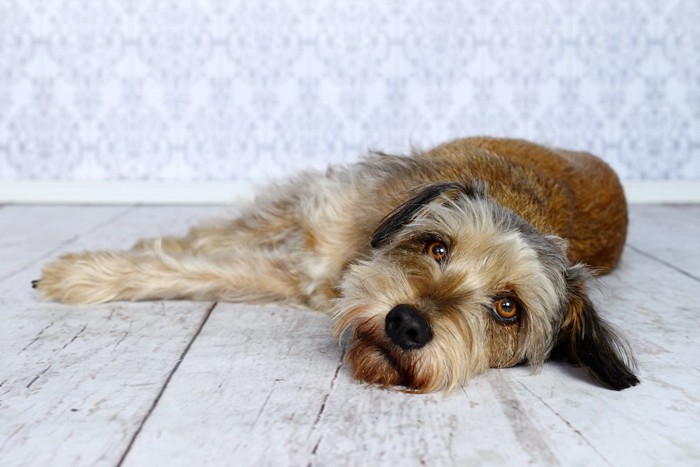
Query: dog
34,137,639,392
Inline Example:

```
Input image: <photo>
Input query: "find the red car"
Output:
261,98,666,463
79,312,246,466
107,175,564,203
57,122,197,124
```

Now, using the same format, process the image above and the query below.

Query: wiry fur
35,137,639,392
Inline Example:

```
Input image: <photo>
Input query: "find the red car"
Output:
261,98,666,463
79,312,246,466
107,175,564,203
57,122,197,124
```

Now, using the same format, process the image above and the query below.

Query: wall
0,0,698,186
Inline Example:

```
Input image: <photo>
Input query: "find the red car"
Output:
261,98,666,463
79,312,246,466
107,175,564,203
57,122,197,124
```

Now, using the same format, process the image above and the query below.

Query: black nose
385,304,433,350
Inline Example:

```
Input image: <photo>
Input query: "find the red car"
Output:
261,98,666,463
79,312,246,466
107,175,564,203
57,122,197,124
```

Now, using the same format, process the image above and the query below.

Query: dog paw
35,253,114,304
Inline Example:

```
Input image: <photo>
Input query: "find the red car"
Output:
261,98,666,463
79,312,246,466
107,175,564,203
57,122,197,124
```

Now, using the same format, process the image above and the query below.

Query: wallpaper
0,0,698,182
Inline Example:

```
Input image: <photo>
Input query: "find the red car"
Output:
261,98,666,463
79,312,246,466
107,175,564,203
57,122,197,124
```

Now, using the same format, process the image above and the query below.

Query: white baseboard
1,180,699,204
621,181,700,203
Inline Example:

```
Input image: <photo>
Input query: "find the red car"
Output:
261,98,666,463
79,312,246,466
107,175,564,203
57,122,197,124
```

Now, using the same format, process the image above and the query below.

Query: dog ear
555,266,639,390
370,180,487,248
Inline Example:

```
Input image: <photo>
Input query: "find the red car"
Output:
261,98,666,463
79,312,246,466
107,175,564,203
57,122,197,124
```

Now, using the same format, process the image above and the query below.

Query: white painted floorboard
0,206,225,466
1,204,699,466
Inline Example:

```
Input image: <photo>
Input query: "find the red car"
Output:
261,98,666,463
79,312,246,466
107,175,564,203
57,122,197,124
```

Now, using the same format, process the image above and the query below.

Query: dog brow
370,181,485,248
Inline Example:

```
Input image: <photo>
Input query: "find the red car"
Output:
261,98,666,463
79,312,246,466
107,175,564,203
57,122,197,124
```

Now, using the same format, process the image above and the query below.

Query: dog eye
494,297,519,321
425,241,448,263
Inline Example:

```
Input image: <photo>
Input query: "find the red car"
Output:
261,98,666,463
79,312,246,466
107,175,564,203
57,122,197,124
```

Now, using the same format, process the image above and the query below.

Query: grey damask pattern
0,0,697,182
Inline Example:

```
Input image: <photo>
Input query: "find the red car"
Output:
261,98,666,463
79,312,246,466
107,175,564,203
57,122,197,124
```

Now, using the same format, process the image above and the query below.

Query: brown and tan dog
34,137,638,392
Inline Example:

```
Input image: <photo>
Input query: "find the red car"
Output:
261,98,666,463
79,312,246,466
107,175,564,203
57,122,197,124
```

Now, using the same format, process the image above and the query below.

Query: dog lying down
34,137,639,392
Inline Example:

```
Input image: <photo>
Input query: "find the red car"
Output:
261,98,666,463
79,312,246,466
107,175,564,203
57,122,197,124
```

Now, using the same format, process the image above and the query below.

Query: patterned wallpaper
0,0,698,182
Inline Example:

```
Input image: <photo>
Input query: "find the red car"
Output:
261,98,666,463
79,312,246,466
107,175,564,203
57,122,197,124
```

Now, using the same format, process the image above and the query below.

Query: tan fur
36,137,637,392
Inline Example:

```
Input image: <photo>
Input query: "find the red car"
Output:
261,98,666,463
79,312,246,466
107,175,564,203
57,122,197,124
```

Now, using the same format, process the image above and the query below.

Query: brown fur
35,137,638,392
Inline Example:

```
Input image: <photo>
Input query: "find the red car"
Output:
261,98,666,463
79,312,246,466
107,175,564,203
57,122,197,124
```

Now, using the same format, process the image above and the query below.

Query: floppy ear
370,180,487,248
555,266,639,390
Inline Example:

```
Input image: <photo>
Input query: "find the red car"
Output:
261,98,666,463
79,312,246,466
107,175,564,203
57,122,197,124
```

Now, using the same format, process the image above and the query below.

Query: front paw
34,253,112,304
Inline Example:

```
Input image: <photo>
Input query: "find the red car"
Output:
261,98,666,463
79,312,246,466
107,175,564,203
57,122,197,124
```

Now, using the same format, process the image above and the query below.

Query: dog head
333,181,638,392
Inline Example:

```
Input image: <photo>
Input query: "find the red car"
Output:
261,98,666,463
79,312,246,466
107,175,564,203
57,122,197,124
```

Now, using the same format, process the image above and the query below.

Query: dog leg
35,248,304,305
36,179,346,307
131,209,301,256
130,236,191,255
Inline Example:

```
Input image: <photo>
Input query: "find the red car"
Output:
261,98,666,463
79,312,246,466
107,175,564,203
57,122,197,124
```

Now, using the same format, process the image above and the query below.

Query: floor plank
0,205,225,466
122,304,343,466
2,204,699,466
0,301,213,467
308,370,607,466
627,204,700,279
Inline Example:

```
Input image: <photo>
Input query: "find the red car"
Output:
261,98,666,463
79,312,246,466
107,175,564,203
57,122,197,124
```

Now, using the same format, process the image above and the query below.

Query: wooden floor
1,204,699,466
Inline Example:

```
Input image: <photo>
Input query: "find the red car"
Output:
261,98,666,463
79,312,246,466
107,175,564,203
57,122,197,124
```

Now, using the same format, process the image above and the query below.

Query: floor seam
306,348,345,466
627,244,700,282
515,379,613,467
116,301,217,467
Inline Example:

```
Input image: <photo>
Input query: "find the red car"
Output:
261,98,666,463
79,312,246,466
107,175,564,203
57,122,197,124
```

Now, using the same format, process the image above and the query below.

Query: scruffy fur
35,137,639,392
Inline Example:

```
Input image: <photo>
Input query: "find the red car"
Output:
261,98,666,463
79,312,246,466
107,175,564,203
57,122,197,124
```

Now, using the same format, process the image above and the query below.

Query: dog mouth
333,304,441,392
344,324,432,392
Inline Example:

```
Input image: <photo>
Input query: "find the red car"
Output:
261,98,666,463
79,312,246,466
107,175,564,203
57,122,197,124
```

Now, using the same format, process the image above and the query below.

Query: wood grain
1,204,698,466
0,206,223,466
